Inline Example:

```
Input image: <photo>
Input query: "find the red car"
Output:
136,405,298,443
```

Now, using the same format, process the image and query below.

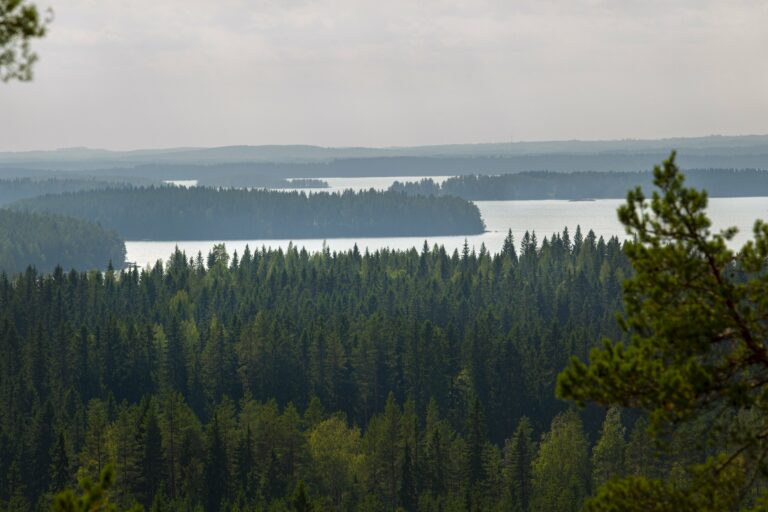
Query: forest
390,169,768,200
0,229,654,511
0,209,125,274
11,187,485,240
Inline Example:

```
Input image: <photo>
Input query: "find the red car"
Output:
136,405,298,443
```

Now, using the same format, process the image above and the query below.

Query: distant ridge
2,134,768,175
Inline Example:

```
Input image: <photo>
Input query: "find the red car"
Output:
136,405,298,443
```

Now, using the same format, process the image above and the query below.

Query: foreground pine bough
558,152,768,511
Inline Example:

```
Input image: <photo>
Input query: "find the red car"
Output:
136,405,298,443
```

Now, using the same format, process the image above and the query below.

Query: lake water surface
125,177,768,267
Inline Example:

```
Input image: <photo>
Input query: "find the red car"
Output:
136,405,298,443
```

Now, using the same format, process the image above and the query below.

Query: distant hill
2,135,768,176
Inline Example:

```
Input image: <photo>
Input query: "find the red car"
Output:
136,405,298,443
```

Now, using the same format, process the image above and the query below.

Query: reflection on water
125,196,768,267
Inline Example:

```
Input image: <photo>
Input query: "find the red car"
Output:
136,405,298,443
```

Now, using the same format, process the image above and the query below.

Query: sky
1,0,767,151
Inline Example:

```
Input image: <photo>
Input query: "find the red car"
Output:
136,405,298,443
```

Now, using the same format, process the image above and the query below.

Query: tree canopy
0,229,631,510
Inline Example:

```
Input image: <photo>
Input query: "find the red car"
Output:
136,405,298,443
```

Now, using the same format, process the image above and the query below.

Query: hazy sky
2,0,767,151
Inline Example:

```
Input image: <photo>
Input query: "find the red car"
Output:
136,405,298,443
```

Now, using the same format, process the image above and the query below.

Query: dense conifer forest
0,230,658,511
0,209,125,274
390,169,768,200
11,187,485,240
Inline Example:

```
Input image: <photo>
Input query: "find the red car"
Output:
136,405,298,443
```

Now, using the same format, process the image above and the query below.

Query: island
11,186,485,240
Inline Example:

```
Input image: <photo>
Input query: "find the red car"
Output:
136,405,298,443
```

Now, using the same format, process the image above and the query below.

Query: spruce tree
204,415,228,512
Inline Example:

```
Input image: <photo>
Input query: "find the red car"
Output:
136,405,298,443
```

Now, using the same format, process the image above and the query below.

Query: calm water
125,177,768,267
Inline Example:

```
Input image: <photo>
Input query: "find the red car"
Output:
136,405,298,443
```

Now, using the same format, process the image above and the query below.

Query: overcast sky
1,0,767,151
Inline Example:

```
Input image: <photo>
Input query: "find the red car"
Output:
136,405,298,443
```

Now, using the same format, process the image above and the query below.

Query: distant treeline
73,157,768,181
0,178,134,206
196,175,329,189
390,168,768,200
0,209,125,274
283,178,329,189
4,135,768,172
12,187,485,240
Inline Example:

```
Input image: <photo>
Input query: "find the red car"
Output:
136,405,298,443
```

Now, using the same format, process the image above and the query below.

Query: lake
126,177,768,267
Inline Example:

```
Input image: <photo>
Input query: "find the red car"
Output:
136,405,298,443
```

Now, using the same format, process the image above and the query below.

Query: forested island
0,231,641,511
390,168,768,200
12,187,485,240
0,209,125,273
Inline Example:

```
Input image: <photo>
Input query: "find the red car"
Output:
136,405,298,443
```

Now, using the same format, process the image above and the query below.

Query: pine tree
50,431,70,493
235,425,254,498
466,398,486,485
558,153,768,509
399,442,416,511
139,403,163,507
465,398,487,511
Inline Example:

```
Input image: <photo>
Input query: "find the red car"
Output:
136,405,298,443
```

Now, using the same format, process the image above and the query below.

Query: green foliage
51,465,142,512
583,455,749,512
558,152,768,508
0,0,49,82
531,410,590,512
307,416,363,508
